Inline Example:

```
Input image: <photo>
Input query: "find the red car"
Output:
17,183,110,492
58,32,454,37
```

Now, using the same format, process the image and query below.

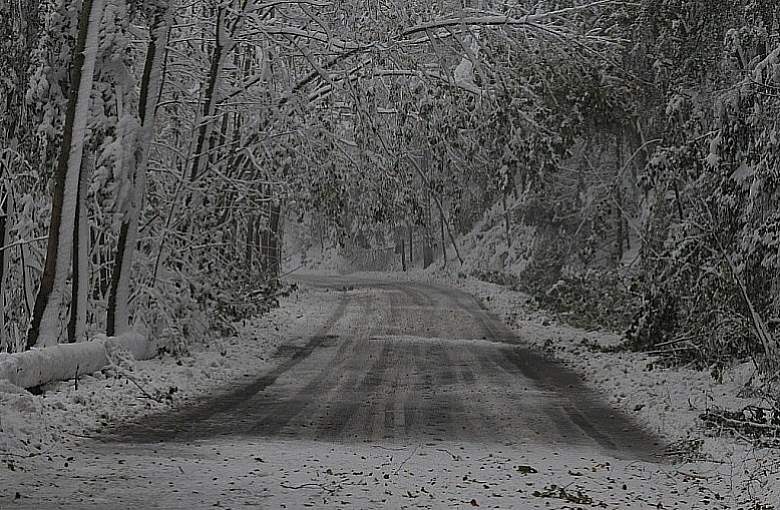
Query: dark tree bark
190,6,226,182
614,136,625,266
267,201,282,278
254,213,263,266
246,216,255,271
440,208,447,268
408,223,413,266
502,192,511,249
106,4,173,336
400,232,407,272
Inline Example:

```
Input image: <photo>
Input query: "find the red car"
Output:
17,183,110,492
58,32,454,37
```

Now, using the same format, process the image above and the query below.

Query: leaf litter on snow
431,271,780,507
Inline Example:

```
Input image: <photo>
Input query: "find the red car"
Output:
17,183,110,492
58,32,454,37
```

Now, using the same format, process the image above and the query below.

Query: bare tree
106,2,175,336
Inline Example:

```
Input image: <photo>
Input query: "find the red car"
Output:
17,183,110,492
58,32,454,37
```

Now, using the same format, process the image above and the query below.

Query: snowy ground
444,274,780,505
0,287,338,471
2,271,778,509
336,268,780,507
0,436,740,509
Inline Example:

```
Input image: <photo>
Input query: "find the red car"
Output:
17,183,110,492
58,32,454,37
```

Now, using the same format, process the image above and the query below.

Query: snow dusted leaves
96,112,141,221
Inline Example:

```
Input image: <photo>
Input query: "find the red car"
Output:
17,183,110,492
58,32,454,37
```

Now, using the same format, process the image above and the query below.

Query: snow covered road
103,275,662,456
3,275,731,508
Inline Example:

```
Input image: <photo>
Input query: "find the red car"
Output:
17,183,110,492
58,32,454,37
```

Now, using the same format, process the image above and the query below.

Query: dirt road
108,275,661,458
7,275,711,510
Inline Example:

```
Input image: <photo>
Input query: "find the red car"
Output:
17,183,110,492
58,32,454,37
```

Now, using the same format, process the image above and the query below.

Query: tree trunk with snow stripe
67,152,92,343
190,5,231,183
26,0,105,349
0,178,11,351
0,332,151,389
106,4,174,336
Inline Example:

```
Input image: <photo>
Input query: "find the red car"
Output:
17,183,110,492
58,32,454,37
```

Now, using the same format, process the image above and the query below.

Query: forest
2,0,780,448
3,0,780,507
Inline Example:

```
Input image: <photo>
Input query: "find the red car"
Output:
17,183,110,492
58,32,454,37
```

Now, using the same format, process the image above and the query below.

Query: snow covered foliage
385,1,780,375
1,0,779,390
2,0,308,353
621,1,780,367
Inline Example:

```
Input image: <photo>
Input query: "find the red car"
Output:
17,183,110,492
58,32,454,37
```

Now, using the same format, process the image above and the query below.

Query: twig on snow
393,443,421,474
280,482,337,494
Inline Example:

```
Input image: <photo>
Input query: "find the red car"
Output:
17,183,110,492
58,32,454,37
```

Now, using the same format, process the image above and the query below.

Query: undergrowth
472,264,772,374
472,267,638,333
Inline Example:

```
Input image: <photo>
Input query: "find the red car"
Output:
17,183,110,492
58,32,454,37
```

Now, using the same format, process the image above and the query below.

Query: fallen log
0,332,152,389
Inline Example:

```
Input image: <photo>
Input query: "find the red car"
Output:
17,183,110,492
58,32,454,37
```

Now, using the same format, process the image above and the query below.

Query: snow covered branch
400,1,632,41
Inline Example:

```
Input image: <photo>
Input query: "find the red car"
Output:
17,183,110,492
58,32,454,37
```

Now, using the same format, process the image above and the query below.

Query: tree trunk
260,190,271,275
19,220,34,320
406,155,463,265
503,192,512,249
91,228,110,300
615,184,624,266
106,4,173,336
68,153,92,343
614,136,624,266
440,207,447,268
1,331,150,389
26,0,105,349
400,230,407,272
408,223,413,267
320,220,325,254
267,201,282,278
190,5,231,182
0,179,11,352
255,213,263,263
246,216,254,271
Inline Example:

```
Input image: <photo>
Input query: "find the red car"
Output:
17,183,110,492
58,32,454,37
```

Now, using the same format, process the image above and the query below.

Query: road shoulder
0,285,339,469
436,271,780,507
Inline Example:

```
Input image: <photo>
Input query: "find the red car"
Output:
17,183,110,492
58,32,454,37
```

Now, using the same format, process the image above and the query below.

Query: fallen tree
0,332,152,389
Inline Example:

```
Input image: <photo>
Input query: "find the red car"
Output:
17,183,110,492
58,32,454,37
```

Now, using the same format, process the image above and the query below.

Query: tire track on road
105,275,665,463
102,292,351,442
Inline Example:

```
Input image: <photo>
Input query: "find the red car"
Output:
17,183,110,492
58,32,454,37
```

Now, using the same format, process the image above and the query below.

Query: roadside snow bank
0,380,59,457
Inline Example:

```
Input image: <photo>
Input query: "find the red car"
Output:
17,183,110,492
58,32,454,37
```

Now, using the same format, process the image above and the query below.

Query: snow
107,4,172,335
0,286,337,462
3,265,778,507
0,380,57,456
343,269,780,506
0,436,747,509
0,331,149,389
288,204,780,506
454,198,535,275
